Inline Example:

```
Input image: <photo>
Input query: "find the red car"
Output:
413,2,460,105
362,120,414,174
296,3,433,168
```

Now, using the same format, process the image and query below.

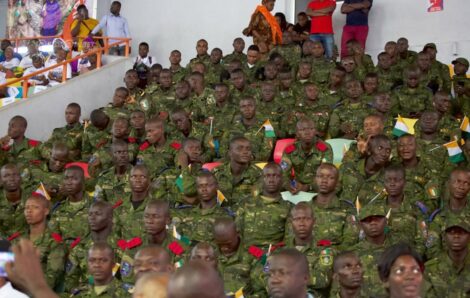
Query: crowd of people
0,0,470,297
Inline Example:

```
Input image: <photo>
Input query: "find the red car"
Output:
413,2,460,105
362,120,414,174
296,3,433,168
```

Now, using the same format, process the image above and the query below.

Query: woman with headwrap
243,0,282,55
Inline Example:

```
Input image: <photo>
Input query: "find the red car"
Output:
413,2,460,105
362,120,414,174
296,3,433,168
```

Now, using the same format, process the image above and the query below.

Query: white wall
0,56,132,141
0,0,7,39
97,0,294,67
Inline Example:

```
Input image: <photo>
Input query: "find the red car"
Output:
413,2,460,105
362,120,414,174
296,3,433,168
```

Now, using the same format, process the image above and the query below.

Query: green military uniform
65,233,119,293
49,193,92,241
285,237,335,295
90,138,139,176
221,116,276,162
68,278,130,297
135,140,180,180
176,203,232,243
397,51,418,70
189,88,216,116
101,105,131,122
328,100,371,138
114,195,155,240
214,163,262,209
420,68,444,93
416,136,455,187
431,60,451,92
425,215,470,298
308,57,336,88
81,124,112,162
437,113,460,142
310,195,358,248
206,63,225,86
229,85,260,105
319,88,344,109
0,189,29,237
93,166,132,204
223,52,247,65
25,161,64,203
376,67,400,92
187,54,211,70
236,194,290,248
150,87,176,112
41,122,83,160
391,85,433,117
11,227,65,291
2,137,41,172
281,140,333,191
270,44,302,68
170,66,188,84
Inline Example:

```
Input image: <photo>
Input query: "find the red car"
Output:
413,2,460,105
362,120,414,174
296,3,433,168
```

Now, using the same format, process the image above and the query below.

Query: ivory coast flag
172,226,191,245
444,140,465,164
262,120,275,138
461,116,470,139
33,182,51,201
216,190,227,205
392,115,417,137
235,288,245,298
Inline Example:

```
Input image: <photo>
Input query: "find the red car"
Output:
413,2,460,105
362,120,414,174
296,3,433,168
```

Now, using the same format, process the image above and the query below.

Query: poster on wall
6,0,82,39
428,0,443,12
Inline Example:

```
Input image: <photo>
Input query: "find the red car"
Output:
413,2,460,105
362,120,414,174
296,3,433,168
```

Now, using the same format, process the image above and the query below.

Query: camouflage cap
452,57,469,68
445,214,470,232
359,204,387,221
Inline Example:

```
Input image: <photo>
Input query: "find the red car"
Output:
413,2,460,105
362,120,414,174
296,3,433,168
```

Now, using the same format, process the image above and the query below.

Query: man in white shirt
90,1,131,56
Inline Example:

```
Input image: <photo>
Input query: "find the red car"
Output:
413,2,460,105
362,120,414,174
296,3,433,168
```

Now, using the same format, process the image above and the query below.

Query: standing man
340,0,372,58
90,1,131,56
306,0,336,60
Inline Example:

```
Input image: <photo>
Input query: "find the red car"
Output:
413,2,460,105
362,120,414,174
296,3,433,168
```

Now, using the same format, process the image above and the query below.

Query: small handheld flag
443,140,465,164
392,115,418,137
216,190,227,205
172,226,191,246
259,120,275,138
175,174,183,193
461,116,470,140
355,197,361,216
33,182,51,201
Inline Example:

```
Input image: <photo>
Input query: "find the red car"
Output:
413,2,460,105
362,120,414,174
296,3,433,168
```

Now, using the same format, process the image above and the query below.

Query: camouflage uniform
214,163,262,209
223,52,247,65
101,105,131,122
68,278,130,297
25,161,65,203
135,140,180,180
270,44,302,68
81,125,112,162
40,122,83,160
1,138,41,172
318,88,344,109
0,189,29,237
236,194,290,248
187,54,211,70
170,66,188,84
93,166,132,204
376,67,400,92
391,85,433,117
308,57,336,88
90,137,139,176
416,137,454,186
49,193,92,242
114,195,155,240
328,100,371,138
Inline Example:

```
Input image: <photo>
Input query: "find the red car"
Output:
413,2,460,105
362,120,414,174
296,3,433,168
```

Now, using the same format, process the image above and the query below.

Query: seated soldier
213,217,257,295
292,60,312,88
206,48,224,87
81,109,111,162
89,117,138,176
136,117,180,180
0,164,30,237
453,58,470,116
391,66,433,118
432,91,459,141
343,114,385,163
424,43,451,92
175,172,232,243
276,67,296,107
123,69,144,101
101,86,131,122
221,97,279,161
223,37,247,65
169,50,187,84
361,73,380,105
20,194,65,291
129,110,146,144
0,115,41,172
244,45,263,83
341,55,366,82
340,134,392,202
65,201,117,293
287,202,335,296
40,103,82,161
310,163,358,248
351,204,394,298
133,246,174,284
425,214,470,297
328,79,371,139
49,166,91,242
257,81,285,128
214,136,262,208
396,37,417,69
375,52,401,92
188,71,215,110
189,242,218,270
229,68,259,104
347,40,375,74
150,69,176,111
267,249,313,298
158,80,192,120
94,139,132,203
416,51,443,94
27,143,70,202
237,162,290,248
187,39,210,69
282,118,333,194
426,168,470,259
319,65,346,108
205,82,237,128
269,31,301,69
330,251,369,298
133,272,169,298
114,165,155,241
306,41,336,88
371,92,394,137
394,134,441,208
72,243,128,297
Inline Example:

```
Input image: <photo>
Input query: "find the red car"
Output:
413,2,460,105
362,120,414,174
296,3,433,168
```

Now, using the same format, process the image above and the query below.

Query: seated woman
77,37,99,75
23,54,49,87
0,46,21,76
46,43,72,87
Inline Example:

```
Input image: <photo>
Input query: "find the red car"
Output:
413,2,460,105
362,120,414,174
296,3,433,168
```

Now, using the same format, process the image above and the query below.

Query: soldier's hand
0,135,11,147
6,239,59,298
357,136,370,155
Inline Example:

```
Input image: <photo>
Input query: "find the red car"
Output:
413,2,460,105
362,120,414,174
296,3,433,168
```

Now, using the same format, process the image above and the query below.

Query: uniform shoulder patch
139,141,150,151
7,232,21,242
168,241,185,255
284,144,296,154
317,239,332,247
70,237,81,249
28,139,40,147
128,137,137,144
51,232,63,243
112,199,124,209
319,247,333,266
170,142,182,150
315,141,328,152
248,245,264,259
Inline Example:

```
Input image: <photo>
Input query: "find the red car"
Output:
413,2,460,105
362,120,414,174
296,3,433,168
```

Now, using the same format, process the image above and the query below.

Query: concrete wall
0,56,132,141
0,0,7,39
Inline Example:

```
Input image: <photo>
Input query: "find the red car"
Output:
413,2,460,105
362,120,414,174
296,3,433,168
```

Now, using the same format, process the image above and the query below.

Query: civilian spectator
0,40,22,63
71,4,101,52
90,1,131,56
46,44,71,86
340,0,372,58
243,0,282,55
23,54,49,87
292,12,311,44
306,0,336,60
0,47,20,74
19,39,48,70
274,12,289,33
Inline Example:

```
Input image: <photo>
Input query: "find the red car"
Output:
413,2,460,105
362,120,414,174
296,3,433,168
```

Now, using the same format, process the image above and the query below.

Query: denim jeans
309,34,335,59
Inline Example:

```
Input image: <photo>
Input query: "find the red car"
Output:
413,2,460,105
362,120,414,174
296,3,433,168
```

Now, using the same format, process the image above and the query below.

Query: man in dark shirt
340,0,373,58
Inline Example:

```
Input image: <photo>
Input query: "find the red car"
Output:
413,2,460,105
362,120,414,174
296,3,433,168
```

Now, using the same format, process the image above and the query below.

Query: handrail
0,36,131,99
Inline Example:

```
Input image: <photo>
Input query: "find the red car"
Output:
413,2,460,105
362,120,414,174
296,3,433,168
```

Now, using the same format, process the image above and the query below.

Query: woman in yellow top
243,0,283,55
70,4,101,51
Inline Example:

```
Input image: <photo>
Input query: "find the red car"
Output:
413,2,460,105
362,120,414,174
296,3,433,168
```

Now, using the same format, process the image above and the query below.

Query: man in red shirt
306,0,336,60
